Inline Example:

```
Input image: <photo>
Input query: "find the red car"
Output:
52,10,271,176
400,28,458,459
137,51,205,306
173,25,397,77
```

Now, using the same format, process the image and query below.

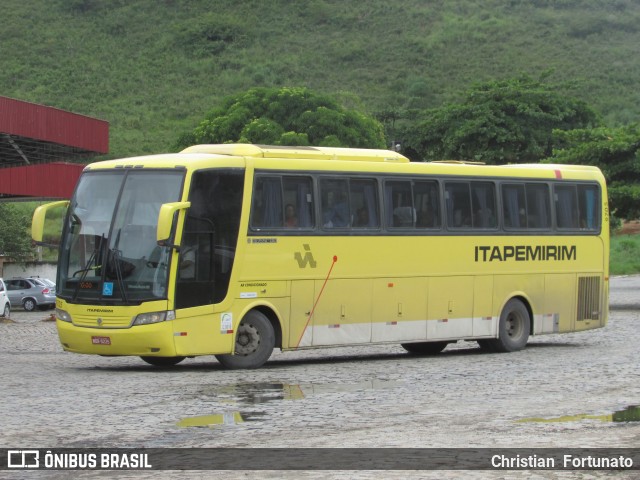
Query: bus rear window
555,184,600,231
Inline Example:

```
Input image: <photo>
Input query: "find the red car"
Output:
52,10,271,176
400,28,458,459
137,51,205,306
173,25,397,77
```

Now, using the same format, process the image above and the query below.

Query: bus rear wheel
140,356,186,367
401,341,448,355
479,299,530,353
215,310,275,370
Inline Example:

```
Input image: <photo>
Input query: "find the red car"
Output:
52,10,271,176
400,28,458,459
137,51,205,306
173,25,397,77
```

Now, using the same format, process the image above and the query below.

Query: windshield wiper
72,234,104,301
104,229,130,303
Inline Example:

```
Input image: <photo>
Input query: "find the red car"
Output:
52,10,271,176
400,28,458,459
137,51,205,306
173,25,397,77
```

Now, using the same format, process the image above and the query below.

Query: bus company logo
7,450,39,468
294,244,317,268
475,244,577,262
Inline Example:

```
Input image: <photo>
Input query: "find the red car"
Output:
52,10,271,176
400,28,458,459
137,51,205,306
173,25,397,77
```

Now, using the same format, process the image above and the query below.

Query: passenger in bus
285,204,298,227
323,192,350,227
474,208,495,228
354,207,370,227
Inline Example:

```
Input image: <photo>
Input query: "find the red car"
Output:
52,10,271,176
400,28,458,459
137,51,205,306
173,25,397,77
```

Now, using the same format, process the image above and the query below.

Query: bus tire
482,299,530,353
401,341,448,355
215,310,275,370
140,356,186,367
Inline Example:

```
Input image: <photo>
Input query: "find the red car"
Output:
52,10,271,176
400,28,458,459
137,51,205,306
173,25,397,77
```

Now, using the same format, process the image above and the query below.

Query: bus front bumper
56,319,178,357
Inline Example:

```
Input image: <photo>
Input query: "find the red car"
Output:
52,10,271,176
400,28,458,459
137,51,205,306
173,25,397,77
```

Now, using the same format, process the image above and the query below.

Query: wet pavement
1,276,639,479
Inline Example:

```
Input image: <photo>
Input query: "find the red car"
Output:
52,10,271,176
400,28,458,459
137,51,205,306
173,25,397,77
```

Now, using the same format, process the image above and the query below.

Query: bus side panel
473,276,495,337
543,273,577,333
311,279,372,346
289,280,315,348
427,276,474,340
371,277,428,342
173,307,234,356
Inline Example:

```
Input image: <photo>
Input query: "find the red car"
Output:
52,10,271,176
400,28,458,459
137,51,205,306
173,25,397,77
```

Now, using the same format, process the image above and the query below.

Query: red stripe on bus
296,255,339,347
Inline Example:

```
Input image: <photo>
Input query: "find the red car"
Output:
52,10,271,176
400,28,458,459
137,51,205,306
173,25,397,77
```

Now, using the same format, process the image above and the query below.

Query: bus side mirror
157,201,191,247
32,200,70,244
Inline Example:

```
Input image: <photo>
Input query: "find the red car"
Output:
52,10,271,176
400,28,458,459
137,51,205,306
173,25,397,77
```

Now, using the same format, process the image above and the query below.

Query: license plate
91,336,111,345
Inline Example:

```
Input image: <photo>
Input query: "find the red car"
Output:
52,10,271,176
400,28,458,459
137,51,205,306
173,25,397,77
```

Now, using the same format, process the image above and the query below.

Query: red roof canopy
0,96,108,200
0,162,86,199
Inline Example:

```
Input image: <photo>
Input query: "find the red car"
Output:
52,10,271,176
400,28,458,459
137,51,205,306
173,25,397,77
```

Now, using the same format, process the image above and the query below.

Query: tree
175,87,386,150
0,203,33,261
548,124,640,220
402,75,599,163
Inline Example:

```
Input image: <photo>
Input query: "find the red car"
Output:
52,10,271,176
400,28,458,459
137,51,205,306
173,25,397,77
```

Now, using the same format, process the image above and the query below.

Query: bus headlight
133,310,176,326
56,308,72,323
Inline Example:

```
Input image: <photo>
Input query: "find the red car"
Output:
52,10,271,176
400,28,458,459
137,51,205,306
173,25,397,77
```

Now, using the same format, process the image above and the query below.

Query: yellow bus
32,144,609,369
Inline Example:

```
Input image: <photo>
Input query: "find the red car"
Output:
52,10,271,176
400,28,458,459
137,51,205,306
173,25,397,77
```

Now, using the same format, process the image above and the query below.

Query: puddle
177,411,266,428
207,380,402,405
178,380,401,428
518,405,640,424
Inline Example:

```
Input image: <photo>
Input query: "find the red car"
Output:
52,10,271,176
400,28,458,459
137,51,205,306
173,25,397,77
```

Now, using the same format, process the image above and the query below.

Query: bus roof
85,144,604,183
180,144,409,163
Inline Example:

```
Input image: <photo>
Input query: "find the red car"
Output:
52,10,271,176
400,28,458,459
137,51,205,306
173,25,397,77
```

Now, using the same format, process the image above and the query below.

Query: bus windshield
58,170,184,304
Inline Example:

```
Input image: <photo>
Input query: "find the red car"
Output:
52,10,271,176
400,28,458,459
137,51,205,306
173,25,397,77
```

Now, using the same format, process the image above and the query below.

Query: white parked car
0,278,11,318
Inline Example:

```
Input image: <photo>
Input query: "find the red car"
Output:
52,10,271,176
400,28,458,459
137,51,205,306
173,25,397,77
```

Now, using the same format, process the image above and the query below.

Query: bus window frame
249,173,317,234
245,170,603,237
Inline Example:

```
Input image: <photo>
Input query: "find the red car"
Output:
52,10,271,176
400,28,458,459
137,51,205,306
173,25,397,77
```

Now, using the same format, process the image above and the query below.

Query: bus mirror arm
156,201,191,247
31,200,70,244
156,240,182,252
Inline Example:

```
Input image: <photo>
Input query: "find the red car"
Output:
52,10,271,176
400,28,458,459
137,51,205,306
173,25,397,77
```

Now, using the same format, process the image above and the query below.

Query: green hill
2,0,639,159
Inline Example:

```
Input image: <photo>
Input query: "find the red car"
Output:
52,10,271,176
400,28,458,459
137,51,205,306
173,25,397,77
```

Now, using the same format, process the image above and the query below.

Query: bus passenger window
555,185,579,229
385,181,413,228
414,181,440,229
578,185,600,230
525,184,551,229
251,176,283,228
445,182,472,228
350,179,379,228
471,182,496,229
283,176,314,228
321,179,350,228
502,184,526,229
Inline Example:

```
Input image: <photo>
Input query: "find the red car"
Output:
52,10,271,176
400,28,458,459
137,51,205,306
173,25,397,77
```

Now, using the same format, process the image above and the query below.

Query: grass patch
610,235,640,275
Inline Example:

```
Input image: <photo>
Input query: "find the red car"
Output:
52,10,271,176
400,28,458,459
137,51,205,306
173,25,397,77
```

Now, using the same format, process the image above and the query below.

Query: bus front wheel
479,299,530,353
401,341,448,355
215,310,275,370
140,356,186,367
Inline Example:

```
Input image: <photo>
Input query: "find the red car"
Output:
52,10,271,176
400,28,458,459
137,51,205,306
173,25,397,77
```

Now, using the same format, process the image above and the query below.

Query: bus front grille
73,314,132,328
577,276,601,321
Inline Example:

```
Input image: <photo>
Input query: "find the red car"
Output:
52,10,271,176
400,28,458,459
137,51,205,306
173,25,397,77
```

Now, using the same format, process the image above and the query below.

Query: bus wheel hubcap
506,313,522,338
236,323,259,355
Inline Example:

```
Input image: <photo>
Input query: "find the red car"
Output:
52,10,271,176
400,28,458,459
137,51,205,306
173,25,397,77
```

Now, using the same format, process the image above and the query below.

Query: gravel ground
1,276,639,479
